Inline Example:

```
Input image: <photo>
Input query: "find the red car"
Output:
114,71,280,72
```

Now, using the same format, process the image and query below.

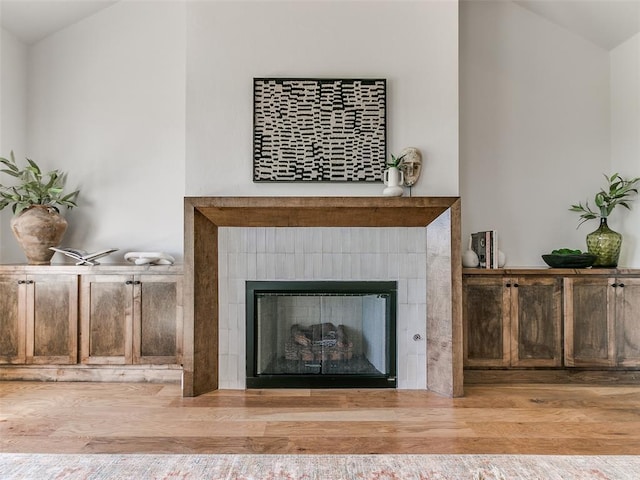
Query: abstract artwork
253,78,386,182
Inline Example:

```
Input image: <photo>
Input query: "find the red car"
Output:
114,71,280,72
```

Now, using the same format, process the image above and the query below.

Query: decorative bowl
541,253,597,268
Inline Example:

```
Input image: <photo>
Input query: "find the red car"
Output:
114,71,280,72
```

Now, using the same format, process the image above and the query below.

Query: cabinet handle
513,283,519,288
611,283,618,288
505,283,511,288
125,280,134,285
619,283,625,288
134,281,142,285
17,280,26,284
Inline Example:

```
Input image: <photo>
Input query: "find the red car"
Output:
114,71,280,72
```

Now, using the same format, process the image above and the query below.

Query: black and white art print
253,78,386,182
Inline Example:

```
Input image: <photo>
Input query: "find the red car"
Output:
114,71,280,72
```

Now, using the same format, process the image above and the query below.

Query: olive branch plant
569,173,640,228
0,151,79,215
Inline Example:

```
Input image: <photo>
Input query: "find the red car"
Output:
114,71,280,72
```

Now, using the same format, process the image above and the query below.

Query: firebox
246,281,397,388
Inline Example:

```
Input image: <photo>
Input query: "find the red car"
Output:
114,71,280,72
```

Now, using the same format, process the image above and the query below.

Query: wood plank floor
2,381,640,454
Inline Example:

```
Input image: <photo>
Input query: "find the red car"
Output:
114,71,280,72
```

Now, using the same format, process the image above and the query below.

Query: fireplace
183,196,463,398
246,281,397,388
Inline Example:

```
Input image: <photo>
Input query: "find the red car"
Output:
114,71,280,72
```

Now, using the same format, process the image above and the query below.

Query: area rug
2,454,639,479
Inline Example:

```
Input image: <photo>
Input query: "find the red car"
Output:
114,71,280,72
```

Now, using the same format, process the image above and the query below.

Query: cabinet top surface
0,263,183,274
463,267,640,276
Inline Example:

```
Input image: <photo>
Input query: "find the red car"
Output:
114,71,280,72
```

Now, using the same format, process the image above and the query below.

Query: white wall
4,0,635,267
186,0,459,197
460,0,611,266
3,0,458,263
11,1,186,264
0,28,28,262
610,33,640,267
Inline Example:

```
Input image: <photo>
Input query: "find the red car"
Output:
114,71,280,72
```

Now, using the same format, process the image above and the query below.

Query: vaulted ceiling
1,0,639,50
1,0,117,45
515,0,640,50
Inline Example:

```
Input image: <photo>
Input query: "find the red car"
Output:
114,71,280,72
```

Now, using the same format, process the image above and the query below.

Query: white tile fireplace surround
218,227,428,389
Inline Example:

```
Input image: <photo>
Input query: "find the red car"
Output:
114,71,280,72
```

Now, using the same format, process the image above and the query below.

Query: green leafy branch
0,151,79,215
570,173,639,228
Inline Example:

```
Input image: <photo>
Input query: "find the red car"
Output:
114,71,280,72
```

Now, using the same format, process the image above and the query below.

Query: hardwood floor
1,381,640,455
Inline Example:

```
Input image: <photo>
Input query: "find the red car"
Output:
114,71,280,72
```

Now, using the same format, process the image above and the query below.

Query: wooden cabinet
28,274,78,364
135,274,183,364
81,273,182,365
510,276,563,367
0,272,77,365
0,274,26,364
616,278,640,367
464,268,640,381
563,276,613,367
463,276,509,367
1,265,182,370
464,274,562,368
565,276,640,367
80,274,132,364
0,264,183,384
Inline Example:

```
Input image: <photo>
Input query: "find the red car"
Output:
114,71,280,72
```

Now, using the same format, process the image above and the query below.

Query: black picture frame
253,78,387,182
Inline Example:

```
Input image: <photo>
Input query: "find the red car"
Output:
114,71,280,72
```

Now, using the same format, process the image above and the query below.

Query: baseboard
0,364,182,383
464,368,640,384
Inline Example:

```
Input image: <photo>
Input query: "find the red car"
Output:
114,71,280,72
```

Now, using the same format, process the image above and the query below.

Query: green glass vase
586,218,622,268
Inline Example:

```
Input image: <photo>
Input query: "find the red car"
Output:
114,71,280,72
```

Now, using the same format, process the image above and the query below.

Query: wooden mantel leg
183,203,218,397
426,200,463,397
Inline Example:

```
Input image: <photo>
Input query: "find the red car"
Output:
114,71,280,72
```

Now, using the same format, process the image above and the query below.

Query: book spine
492,230,498,268
472,232,486,268
485,231,491,269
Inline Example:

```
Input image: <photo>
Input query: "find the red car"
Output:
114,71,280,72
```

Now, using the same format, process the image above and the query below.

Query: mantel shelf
187,196,459,228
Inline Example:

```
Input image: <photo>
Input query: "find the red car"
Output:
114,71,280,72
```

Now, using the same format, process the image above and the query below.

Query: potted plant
570,173,639,267
0,151,79,265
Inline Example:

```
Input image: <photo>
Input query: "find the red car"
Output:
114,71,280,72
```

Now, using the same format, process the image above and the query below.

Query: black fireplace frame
246,281,397,388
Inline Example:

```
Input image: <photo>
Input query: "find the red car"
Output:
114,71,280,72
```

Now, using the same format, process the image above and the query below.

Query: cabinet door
564,277,615,367
510,276,562,367
463,276,510,367
0,275,26,364
81,274,133,365
26,274,78,365
616,277,640,367
133,274,182,364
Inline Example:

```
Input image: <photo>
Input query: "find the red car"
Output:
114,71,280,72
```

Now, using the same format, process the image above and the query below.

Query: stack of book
471,230,498,269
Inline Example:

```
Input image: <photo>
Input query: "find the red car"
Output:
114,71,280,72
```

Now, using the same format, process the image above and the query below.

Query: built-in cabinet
0,265,182,379
464,275,562,368
463,276,509,367
0,273,77,365
81,273,182,365
615,278,640,367
464,268,640,377
564,276,640,368
0,274,24,364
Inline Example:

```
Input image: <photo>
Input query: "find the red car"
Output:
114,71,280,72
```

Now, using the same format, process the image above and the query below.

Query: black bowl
541,253,597,268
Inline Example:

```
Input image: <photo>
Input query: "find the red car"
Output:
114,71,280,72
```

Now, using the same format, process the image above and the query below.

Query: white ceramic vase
383,167,404,197
462,249,480,267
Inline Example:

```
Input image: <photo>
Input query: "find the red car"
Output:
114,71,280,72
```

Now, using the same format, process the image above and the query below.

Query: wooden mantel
183,196,463,397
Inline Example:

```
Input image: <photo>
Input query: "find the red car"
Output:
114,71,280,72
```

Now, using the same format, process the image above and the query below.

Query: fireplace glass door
246,281,396,388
